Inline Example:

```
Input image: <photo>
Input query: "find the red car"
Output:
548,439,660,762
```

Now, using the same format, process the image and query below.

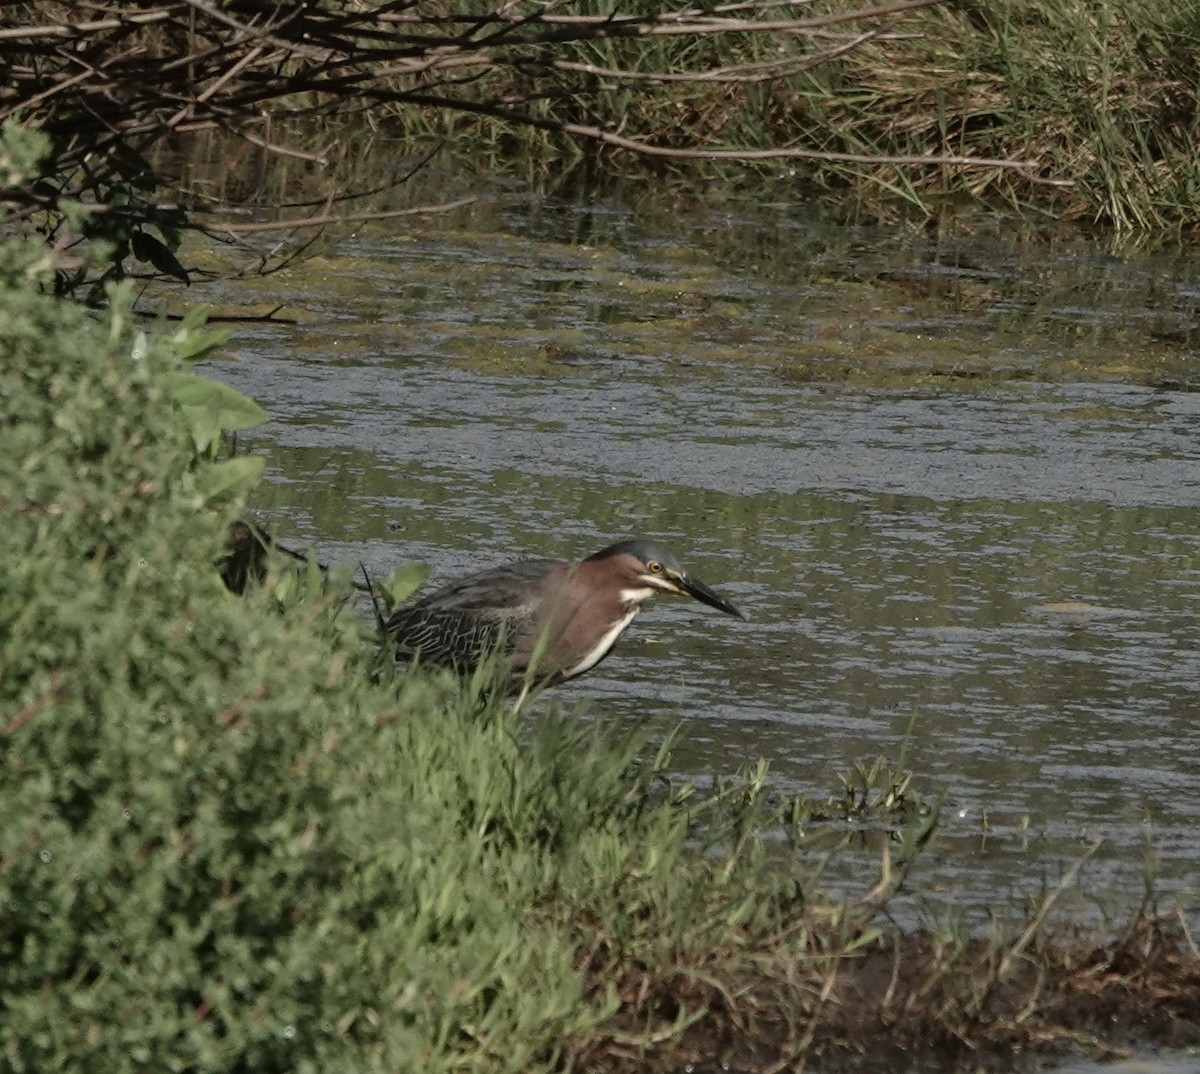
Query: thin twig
200,195,476,235
0,9,175,42
562,122,1040,173
550,30,883,83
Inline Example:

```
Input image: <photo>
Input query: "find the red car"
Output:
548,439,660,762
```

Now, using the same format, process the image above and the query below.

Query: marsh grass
377,0,1199,230
5,0,1196,310
785,0,1200,228
156,0,1195,233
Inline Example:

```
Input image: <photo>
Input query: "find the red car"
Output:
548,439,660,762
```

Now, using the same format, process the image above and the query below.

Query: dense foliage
0,123,597,1071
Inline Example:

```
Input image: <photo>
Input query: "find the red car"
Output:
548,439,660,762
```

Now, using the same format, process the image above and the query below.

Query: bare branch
550,30,885,84
0,9,175,42
561,122,1037,172
202,195,478,235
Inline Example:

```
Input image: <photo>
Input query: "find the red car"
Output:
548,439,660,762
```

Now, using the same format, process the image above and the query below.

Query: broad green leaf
171,331,229,364
167,372,266,432
169,307,232,363
196,455,265,500
176,304,212,335
382,563,429,608
178,404,220,454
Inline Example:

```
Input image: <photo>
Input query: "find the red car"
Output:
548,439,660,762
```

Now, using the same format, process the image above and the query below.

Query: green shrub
0,206,833,1071
0,220,605,1069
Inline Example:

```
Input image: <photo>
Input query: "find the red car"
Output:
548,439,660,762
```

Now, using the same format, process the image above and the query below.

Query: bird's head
586,539,745,619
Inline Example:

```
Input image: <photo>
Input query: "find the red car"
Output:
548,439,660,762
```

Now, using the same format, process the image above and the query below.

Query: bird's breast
560,605,641,681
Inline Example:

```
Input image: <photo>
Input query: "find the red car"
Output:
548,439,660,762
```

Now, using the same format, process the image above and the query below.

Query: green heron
385,538,745,706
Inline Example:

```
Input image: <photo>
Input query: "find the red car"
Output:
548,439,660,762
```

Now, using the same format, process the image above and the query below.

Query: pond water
188,182,1200,929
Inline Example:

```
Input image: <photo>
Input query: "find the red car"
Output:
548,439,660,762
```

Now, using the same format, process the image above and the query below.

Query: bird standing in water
385,538,744,707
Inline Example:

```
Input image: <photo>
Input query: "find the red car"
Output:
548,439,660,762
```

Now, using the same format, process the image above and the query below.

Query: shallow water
187,186,1200,924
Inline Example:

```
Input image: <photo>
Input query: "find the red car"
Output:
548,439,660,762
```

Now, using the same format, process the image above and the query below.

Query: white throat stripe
619,586,656,605
564,606,640,679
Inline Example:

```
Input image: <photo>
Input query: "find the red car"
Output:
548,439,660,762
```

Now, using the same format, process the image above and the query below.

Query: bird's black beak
677,573,746,620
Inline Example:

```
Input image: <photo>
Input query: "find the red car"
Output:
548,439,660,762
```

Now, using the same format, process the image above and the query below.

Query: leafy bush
0,159,821,1070
0,169,606,1069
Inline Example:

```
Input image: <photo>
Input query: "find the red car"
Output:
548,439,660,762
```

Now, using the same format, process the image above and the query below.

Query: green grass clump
783,0,1200,228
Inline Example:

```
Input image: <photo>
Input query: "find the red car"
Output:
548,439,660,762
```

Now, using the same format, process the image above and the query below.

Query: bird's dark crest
585,539,683,572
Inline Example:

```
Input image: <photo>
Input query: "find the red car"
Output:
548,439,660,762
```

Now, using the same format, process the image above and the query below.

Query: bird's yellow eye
646,561,662,574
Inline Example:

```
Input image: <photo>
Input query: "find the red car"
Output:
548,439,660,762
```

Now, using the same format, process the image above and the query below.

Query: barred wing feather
387,604,510,673
385,558,561,675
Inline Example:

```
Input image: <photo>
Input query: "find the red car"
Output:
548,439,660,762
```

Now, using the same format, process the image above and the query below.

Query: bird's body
385,539,743,700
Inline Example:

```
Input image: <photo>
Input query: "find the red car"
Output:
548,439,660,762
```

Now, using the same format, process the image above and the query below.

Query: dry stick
4,2,921,108
4,0,919,74
496,0,940,33
266,143,446,212
0,66,95,116
562,120,1039,172
177,0,332,62
379,0,936,33
0,9,175,41
201,195,477,235
550,29,882,83
228,230,326,280
198,305,291,323
706,0,825,14
156,36,235,76
165,44,266,130
382,83,1049,177
237,129,332,164
64,112,327,166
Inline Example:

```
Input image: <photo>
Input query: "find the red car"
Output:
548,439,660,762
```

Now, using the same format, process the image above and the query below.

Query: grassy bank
3,0,1195,313
0,208,899,1071
0,225,909,1068
0,129,896,1069
788,0,1200,228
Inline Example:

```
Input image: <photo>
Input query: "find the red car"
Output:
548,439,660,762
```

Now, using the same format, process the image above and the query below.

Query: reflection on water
189,188,1200,918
